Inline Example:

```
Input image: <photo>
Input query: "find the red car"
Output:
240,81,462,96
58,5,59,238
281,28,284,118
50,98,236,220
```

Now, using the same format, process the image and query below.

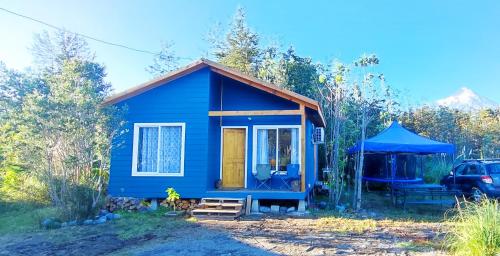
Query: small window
132,123,185,176
455,164,467,176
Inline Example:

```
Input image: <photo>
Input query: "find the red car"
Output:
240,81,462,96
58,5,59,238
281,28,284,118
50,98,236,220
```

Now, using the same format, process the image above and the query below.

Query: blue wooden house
104,59,325,204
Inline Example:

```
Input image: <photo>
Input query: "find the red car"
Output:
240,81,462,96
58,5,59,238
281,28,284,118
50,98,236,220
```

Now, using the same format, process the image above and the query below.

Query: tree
146,42,179,77
257,46,281,84
317,61,349,207
16,58,123,219
208,7,261,75
351,54,387,211
1,31,124,219
30,30,93,73
278,47,320,99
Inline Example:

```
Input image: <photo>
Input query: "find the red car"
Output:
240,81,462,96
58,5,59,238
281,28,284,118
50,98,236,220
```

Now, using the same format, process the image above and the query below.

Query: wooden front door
222,128,246,188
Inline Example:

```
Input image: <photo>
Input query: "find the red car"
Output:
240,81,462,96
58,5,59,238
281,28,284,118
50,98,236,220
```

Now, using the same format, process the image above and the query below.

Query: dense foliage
0,30,124,220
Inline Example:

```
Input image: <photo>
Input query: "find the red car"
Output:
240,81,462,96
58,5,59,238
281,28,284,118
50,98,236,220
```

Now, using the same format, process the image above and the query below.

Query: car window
488,163,500,174
455,164,467,176
467,164,485,175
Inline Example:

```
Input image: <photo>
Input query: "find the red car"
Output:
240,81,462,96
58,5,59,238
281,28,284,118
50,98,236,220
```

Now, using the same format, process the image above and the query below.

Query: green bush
51,177,105,221
0,166,49,204
423,160,451,184
446,199,500,256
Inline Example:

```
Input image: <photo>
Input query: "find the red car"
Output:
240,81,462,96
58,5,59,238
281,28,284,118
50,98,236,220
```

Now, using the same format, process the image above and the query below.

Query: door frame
220,126,248,188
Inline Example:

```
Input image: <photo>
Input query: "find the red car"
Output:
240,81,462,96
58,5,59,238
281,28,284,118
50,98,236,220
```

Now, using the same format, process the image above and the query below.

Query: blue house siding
108,65,321,201
209,74,299,111
108,68,211,198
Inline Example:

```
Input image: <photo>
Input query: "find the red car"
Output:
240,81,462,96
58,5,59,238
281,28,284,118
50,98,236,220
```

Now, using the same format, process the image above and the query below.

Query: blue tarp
348,121,455,154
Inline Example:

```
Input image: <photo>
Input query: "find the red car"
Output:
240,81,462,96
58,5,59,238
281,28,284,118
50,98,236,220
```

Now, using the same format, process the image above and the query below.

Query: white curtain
255,129,269,175
158,126,182,173
291,128,299,165
138,127,158,172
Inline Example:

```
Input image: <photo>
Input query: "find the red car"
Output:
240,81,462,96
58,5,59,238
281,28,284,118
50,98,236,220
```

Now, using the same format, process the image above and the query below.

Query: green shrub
423,160,451,184
52,177,105,221
0,166,49,204
446,199,500,256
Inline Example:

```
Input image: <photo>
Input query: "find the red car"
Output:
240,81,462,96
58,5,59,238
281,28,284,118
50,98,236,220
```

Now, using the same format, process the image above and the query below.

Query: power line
0,7,160,56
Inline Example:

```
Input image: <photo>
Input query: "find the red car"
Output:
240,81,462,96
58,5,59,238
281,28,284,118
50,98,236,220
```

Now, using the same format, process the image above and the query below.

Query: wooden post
300,105,306,192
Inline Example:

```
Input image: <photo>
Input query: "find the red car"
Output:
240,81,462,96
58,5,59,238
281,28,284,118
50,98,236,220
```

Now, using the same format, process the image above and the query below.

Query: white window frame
252,125,301,175
219,126,249,188
131,122,186,177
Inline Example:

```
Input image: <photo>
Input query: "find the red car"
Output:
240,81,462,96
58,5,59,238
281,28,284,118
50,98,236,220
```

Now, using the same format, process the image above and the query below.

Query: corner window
254,126,300,174
132,123,185,176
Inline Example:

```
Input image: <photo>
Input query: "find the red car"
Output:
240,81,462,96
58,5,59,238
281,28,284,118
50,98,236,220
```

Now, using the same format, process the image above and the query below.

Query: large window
132,123,185,176
253,125,300,174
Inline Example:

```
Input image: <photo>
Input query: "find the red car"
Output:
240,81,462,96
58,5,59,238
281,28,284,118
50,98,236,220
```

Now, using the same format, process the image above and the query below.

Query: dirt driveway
0,215,446,256
121,217,445,256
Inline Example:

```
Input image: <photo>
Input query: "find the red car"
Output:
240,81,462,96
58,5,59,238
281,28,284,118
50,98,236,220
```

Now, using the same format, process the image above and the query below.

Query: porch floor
206,189,306,200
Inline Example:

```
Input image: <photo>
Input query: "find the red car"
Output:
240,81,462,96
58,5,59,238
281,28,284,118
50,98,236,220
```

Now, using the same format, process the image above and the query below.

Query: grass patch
316,216,377,234
0,202,56,234
445,199,500,256
113,206,192,239
396,240,438,252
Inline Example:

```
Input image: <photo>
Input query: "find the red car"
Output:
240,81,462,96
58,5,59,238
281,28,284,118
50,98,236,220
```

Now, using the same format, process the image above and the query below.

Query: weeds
445,198,500,256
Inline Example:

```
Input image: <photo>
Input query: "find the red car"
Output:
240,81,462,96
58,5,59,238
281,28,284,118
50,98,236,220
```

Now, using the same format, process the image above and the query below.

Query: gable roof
103,58,325,126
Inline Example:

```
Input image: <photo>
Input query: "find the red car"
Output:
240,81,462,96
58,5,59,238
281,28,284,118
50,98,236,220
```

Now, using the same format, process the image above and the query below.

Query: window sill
132,172,183,177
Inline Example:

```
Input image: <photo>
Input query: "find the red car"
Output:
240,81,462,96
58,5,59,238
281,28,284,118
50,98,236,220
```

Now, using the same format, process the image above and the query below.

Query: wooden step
191,209,242,219
201,198,245,204
192,209,241,214
198,202,243,210
191,197,246,220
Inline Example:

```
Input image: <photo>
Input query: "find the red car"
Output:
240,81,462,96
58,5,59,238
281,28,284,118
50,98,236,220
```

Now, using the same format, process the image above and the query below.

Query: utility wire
0,7,161,56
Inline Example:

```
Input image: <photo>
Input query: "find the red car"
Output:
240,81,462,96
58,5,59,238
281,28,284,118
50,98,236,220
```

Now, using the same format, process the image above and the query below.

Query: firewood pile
161,199,199,212
105,197,146,212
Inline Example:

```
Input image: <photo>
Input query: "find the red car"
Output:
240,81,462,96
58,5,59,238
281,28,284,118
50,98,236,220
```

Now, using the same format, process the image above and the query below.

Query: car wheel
471,188,484,202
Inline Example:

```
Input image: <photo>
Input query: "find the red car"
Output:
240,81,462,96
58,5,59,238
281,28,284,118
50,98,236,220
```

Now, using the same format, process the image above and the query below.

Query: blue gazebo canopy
348,121,455,154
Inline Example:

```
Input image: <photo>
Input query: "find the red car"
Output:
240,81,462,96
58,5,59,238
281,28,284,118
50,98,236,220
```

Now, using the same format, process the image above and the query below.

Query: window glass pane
467,164,484,175
256,129,276,171
278,129,292,172
455,164,466,176
158,126,182,173
488,164,500,174
137,127,158,172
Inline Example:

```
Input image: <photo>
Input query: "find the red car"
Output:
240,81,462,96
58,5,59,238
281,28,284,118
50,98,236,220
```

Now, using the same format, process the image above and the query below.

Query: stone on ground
259,206,271,213
298,200,306,212
270,205,280,213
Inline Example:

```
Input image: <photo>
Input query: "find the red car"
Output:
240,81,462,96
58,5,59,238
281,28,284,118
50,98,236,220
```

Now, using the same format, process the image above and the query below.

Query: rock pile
40,210,121,230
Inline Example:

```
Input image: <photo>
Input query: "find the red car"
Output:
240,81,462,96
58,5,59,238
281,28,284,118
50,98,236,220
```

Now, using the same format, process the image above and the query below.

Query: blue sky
1,0,499,105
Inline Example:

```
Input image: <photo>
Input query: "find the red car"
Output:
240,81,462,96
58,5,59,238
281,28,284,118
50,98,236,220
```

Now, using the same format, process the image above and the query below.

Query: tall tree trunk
331,97,342,206
354,111,367,211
